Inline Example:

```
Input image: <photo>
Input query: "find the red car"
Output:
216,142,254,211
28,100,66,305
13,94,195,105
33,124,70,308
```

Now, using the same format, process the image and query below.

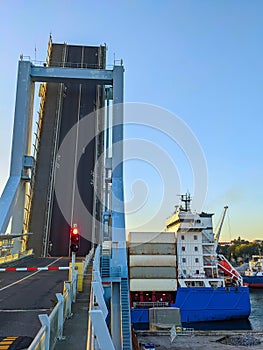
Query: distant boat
243,255,263,288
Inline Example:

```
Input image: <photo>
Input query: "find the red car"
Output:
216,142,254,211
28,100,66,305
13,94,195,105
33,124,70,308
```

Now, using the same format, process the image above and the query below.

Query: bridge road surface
49,45,101,257
28,43,105,257
0,257,69,338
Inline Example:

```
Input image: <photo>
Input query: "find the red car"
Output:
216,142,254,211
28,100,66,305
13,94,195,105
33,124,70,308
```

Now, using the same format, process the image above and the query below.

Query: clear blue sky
0,0,262,241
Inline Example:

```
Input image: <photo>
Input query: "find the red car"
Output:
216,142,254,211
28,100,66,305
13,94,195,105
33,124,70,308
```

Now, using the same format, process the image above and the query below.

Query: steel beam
110,65,130,349
10,61,34,176
0,60,34,235
30,66,113,84
111,65,127,273
0,176,21,232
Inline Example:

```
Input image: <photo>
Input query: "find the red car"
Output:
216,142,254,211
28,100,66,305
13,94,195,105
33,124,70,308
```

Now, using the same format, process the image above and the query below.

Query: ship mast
180,193,191,212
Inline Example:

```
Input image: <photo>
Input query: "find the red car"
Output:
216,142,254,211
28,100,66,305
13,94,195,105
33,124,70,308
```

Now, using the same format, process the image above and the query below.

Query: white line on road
0,257,64,292
0,308,50,312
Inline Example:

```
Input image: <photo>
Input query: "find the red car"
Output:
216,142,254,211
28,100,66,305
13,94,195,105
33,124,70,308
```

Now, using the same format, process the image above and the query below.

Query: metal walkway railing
120,278,132,349
28,250,93,350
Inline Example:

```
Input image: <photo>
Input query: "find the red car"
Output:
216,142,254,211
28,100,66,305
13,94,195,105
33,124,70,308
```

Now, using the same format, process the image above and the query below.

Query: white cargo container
129,266,176,279
130,279,177,291
129,243,176,255
128,232,176,244
129,255,176,267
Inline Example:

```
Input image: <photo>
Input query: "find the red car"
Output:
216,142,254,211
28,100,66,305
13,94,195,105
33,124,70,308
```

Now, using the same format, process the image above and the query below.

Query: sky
0,0,262,241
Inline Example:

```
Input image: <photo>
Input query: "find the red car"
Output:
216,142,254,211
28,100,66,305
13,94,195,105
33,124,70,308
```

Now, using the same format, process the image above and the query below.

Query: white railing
28,272,78,350
87,245,115,350
28,250,94,350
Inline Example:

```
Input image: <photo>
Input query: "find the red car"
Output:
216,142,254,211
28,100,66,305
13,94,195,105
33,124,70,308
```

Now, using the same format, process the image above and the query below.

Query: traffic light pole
71,251,76,275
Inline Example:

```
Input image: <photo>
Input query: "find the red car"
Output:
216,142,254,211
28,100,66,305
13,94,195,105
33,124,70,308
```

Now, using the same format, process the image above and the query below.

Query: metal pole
111,65,127,269
0,61,35,235
111,282,121,349
72,252,76,276
111,65,127,349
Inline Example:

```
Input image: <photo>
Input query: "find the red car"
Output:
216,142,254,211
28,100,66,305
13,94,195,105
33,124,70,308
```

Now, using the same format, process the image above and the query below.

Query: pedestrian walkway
54,263,92,350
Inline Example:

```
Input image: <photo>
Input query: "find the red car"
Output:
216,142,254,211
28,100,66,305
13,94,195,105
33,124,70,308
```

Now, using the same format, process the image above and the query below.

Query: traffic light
70,224,80,253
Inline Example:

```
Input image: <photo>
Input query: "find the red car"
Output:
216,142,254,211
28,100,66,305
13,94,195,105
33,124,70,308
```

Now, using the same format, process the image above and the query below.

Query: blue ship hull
131,286,251,326
243,275,263,288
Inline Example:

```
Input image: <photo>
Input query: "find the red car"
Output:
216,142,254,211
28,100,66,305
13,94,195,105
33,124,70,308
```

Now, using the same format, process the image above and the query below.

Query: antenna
180,193,191,212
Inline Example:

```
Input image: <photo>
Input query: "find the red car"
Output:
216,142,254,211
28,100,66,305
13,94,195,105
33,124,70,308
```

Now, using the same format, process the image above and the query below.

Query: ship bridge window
194,246,198,251
196,270,199,274
181,235,185,240
182,258,186,263
194,235,198,240
195,258,199,263
182,246,186,251
196,219,201,223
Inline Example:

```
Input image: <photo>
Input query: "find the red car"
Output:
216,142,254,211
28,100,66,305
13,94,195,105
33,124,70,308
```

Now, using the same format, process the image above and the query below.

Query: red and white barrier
0,266,70,272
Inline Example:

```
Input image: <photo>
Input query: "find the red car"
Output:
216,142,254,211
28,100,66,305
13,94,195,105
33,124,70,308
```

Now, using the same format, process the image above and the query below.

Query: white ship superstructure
165,194,224,288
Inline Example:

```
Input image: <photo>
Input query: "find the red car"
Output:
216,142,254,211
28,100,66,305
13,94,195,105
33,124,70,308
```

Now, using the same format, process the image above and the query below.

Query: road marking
0,336,18,349
0,257,64,292
0,266,69,272
0,308,50,312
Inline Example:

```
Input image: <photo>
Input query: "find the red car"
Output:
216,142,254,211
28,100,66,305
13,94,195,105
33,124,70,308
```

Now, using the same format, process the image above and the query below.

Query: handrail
28,272,77,350
28,250,93,350
88,245,115,350
28,324,47,350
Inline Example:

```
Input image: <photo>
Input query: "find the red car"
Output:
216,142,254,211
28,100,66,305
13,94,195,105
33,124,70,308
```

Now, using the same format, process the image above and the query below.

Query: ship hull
173,286,250,323
131,286,251,326
243,275,263,288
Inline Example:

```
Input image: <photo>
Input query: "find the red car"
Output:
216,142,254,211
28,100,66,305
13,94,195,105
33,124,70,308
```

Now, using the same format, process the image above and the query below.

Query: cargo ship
243,255,263,288
128,194,251,328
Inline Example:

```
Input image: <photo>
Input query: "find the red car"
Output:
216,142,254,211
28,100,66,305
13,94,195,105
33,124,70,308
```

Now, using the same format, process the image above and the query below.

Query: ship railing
190,273,206,279
132,301,169,308
203,246,214,253
202,231,213,243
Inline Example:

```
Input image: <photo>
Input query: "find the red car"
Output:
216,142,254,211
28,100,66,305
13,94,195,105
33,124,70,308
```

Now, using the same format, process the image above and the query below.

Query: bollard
69,262,84,292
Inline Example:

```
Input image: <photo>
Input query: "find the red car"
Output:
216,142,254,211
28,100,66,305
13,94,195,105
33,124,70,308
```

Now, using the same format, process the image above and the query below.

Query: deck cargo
129,243,176,255
129,255,177,267
129,266,177,279
130,279,177,291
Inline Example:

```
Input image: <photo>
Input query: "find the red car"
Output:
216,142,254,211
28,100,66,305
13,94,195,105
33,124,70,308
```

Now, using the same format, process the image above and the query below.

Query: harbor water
248,289,263,330
184,289,263,330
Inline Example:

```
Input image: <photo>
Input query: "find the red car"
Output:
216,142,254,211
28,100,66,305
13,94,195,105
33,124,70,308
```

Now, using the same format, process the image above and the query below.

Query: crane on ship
214,205,228,250
214,206,243,284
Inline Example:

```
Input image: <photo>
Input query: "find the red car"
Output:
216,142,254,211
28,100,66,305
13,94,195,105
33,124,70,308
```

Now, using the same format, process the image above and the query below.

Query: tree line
218,237,263,264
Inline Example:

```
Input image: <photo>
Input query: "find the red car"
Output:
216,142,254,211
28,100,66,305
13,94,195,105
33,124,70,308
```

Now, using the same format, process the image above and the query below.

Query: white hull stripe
0,266,70,272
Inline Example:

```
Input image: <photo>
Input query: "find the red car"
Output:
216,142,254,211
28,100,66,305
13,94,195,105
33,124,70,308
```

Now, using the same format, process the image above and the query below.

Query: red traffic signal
70,224,80,253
